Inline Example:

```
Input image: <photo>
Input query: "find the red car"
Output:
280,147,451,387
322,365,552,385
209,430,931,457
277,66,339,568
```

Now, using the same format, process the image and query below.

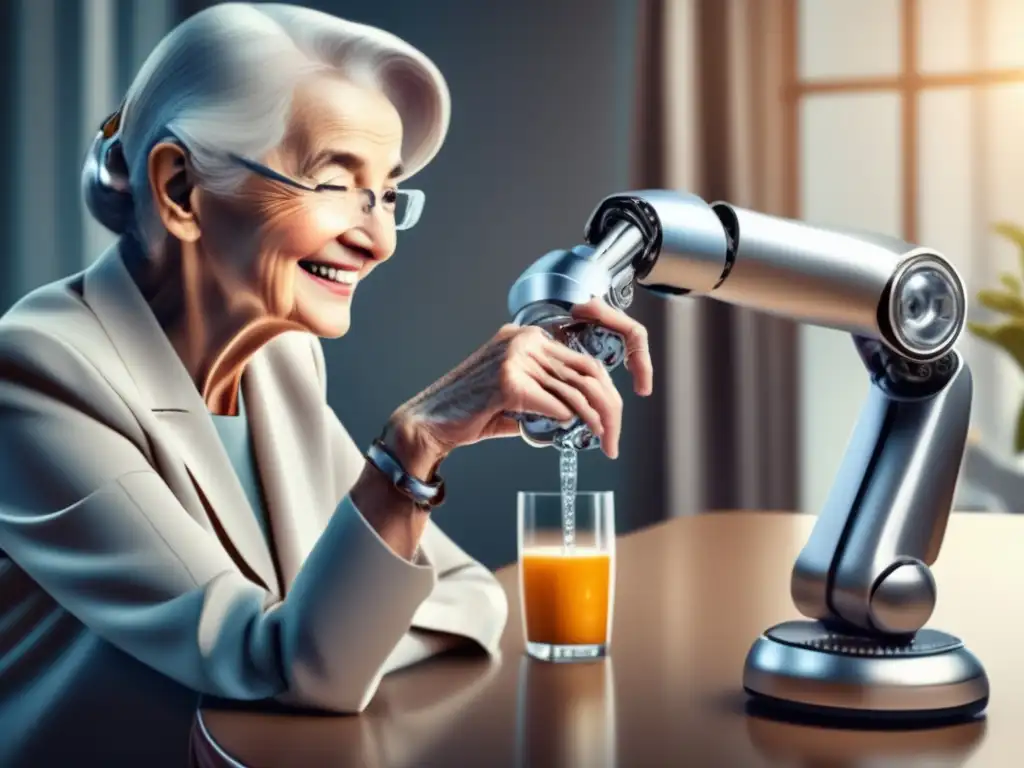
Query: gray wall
281,0,651,569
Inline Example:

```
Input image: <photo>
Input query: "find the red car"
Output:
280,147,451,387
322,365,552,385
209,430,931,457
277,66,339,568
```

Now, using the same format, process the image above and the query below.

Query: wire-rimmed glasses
229,154,425,231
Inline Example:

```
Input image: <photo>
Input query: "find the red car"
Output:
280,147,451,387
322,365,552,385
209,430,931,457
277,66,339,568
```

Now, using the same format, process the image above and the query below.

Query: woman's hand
385,299,653,475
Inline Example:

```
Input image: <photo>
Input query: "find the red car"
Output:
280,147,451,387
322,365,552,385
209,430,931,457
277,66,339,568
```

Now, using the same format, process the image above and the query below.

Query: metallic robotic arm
508,190,988,724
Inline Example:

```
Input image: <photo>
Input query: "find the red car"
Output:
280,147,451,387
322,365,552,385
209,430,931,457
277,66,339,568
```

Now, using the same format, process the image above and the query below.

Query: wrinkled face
197,73,405,338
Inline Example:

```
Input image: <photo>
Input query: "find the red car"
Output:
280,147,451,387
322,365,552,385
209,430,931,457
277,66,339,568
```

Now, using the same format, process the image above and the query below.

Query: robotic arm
508,190,988,723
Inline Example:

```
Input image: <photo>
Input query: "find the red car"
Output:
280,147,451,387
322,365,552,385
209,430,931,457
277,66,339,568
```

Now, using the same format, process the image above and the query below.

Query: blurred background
2,0,1023,570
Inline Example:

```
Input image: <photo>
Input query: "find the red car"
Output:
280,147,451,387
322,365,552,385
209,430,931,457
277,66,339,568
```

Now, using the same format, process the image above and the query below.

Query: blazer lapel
80,243,280,594
153,409,281,593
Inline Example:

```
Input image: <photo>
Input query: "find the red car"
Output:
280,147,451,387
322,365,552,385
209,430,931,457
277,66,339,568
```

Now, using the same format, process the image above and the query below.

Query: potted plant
967,222,1024,454
961,222,1024,511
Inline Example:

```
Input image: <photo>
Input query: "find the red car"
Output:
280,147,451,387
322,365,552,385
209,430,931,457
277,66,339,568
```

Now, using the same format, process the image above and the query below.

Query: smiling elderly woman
0,1,653,759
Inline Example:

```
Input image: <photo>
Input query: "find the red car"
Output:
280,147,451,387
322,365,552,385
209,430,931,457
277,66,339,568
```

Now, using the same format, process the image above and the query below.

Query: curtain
631,0,801,516
3,0,173,313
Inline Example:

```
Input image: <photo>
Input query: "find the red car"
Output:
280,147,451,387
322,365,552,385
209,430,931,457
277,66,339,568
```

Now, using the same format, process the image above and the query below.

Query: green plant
967,222,1024,453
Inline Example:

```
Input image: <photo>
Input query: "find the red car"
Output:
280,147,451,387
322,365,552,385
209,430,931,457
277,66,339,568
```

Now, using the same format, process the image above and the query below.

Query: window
790,0,1024,512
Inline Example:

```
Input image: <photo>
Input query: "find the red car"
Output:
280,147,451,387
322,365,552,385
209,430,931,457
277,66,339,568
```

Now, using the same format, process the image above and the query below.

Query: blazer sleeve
0,327,439,714
309,338,509,673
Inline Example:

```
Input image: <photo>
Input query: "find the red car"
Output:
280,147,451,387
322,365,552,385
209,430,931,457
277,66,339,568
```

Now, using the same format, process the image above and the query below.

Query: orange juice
521,547,612,646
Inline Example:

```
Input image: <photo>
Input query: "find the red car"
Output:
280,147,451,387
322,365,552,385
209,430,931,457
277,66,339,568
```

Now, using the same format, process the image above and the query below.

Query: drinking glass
517,491,616,662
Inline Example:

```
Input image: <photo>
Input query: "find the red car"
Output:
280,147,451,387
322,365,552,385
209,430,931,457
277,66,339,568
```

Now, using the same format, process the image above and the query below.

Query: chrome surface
587,220,645,276
791,356,971,634
868,560,937,636
888,255,966,361
507,245,607,319
618,190,730,293
744,620,989,714
607,267,635,310
704,205,963,363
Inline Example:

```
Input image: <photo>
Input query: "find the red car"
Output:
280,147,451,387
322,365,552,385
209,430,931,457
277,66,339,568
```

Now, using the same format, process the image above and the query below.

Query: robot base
743,620,989,726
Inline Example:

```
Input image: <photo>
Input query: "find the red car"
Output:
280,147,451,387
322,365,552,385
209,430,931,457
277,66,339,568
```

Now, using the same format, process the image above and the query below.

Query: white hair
82,2,450,245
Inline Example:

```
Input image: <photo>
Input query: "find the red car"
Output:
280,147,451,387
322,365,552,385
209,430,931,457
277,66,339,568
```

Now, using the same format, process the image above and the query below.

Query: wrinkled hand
388,299,653,468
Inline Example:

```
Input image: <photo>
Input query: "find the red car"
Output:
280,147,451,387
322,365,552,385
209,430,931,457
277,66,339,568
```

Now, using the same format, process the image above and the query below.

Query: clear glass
517,491,615,663
986,0,1024,70
914,0,1024,72
798,0,900,80
918,0,973,74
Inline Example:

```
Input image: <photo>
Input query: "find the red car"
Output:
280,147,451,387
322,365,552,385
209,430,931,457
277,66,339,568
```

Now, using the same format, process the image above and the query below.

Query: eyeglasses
228,154,425,231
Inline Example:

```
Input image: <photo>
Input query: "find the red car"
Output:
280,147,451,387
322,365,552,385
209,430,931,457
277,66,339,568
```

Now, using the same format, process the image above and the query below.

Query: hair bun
81,120,135,235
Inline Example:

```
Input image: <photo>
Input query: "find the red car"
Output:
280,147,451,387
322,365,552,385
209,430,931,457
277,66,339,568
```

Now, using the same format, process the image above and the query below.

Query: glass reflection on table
515,656,617,767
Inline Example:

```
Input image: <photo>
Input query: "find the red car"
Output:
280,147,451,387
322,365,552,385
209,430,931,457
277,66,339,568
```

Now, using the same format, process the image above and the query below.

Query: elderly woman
0,1,653,757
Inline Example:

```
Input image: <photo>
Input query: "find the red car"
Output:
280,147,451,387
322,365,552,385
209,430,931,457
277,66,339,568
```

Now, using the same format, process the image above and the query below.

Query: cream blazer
0,242,507,760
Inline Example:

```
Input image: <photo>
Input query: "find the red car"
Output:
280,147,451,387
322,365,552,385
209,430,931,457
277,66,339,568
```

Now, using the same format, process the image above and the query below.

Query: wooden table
193,512,1019,767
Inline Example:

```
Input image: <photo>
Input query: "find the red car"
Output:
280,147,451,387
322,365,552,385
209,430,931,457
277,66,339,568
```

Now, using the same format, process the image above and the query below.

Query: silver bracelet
365,438,446,510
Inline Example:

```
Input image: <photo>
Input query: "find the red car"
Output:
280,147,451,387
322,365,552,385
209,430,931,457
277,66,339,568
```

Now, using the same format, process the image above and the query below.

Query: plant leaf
992,221,1024,247
967,321,997,346
966,320,1024,370
976,288,1024,317
1000,274,1023,294
993,221,1024,277
1015,400,1024,455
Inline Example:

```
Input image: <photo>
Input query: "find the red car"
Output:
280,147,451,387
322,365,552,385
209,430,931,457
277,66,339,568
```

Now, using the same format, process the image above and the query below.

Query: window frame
783,0,1024,243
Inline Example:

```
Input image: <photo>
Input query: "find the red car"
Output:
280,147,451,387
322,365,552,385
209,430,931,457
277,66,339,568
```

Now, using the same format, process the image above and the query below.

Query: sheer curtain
632,0,801,516
4,0,173,313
